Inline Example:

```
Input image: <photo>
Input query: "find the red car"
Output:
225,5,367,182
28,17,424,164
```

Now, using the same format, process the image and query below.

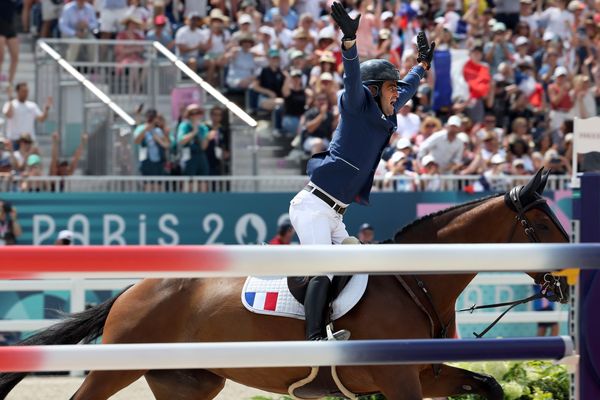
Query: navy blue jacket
306,44,424,205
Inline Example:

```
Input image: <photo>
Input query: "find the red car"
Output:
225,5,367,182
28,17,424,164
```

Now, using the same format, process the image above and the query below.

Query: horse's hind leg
420,364,503,400
71,370,148,400
145,369,226,400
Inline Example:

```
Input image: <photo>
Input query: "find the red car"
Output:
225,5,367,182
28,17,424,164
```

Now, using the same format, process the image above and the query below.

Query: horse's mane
392,193,504,241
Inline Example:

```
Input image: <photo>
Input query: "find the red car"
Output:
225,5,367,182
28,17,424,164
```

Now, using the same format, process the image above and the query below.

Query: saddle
241,275,369,399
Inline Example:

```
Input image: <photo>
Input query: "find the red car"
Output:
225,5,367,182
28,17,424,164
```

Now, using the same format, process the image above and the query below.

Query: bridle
506,186,548,243
398,186,569,351
504,186,568,303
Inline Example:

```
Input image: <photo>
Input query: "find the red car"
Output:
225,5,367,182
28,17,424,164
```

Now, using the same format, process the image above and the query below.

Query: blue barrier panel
580,173,600,399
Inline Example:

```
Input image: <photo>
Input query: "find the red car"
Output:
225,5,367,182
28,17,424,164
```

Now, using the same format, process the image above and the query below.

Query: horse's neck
395,196,507,328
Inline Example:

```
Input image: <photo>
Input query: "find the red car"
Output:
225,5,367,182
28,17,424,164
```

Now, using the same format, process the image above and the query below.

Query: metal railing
35,39,186,175
37,39,179,116
0,174,572,193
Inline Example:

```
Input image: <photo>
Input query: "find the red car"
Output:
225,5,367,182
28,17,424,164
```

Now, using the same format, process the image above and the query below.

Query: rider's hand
416,31,436,70
330,2,360,41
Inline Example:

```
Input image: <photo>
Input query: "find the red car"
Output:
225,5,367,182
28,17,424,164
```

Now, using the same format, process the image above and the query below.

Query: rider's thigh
330,216,350,245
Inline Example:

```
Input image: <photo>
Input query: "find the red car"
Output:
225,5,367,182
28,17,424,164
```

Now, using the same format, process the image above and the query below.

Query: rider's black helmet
360,59,401,86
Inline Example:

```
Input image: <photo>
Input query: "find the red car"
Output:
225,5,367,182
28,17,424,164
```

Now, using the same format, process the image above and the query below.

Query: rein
456,186,566,337
399,186,566,346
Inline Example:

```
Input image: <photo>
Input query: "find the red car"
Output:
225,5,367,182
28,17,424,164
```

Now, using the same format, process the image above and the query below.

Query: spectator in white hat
483,154,511,191
231,14,255,46
548,66,574,130
418,115,464,174
55,230,74,245
484,22,514,74
513,36,534,67
383,151,415,192
380,11,401,51
417,154,442,191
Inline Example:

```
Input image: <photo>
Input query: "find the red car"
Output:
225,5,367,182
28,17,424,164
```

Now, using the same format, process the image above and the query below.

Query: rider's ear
368,85,379,97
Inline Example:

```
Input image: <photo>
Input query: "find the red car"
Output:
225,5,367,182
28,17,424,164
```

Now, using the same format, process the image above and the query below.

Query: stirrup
326,323,351,341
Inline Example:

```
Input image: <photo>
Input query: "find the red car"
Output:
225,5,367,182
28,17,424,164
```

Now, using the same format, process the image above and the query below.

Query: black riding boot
304,276,332,340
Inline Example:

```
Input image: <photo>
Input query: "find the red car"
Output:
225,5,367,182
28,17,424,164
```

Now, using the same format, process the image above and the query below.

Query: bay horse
0,169,570,400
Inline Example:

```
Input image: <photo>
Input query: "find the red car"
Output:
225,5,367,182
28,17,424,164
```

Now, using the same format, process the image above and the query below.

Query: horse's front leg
420,364,503,400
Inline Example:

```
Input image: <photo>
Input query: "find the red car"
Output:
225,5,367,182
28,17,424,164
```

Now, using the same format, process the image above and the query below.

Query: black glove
416,31,436,69
330,2,361,41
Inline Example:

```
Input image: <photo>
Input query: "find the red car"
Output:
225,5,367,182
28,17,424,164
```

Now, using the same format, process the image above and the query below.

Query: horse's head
503,168,570,303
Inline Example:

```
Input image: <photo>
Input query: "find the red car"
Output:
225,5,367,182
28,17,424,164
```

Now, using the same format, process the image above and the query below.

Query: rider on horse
288,2,436,341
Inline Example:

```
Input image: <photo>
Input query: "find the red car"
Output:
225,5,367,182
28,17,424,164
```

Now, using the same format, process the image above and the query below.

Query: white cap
515,36,528,47
491,22,507,32
318,27,335,40
403,99,414,108
396,137,411,150
553,66,568,79
490,154,506,164
434,16,445,25
568,0,584,11
381,11,394,21
447,115,462,127
457,132,470,144
320,72,333,81
238,14,253,25
390,151,405,164
512,158,526,167
543,31,556,42
259,26,274,36
422,154,436,166
57,230,74,242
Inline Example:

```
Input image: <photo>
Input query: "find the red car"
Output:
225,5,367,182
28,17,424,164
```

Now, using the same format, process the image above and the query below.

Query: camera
2,201,12,214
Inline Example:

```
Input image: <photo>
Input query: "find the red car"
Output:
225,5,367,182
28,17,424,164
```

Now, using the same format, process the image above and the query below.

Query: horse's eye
535,223,549,231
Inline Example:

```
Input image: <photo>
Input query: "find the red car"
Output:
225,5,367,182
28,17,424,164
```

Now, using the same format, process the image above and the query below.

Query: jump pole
1,243,600,279
0,337,574,373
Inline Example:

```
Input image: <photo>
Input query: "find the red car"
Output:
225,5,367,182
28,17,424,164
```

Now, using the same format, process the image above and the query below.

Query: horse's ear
536,169,551,195
522,168,544,198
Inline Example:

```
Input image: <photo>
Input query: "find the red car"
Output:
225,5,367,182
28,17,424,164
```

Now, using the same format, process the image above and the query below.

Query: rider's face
380,81,398,116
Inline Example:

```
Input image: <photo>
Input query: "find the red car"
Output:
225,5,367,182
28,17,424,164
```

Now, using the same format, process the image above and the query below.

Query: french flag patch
245,291,279,311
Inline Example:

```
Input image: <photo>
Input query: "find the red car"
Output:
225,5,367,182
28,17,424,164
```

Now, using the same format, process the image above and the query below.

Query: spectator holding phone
134,109,169,176
177,104,215,177
0,200,21,245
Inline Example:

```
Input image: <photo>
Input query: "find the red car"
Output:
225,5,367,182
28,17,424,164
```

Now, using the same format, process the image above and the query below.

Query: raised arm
394,31,434,111
68,133,88,175
330,2,365,110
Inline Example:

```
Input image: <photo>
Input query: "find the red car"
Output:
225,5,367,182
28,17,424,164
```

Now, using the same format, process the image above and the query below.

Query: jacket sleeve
393,65,425,113
340,44,367,111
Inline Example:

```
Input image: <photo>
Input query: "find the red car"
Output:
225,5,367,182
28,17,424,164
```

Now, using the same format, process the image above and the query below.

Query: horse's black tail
0,286,131,399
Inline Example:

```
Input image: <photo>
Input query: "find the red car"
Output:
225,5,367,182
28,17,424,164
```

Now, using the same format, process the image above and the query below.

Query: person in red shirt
463,45,490,123
269,220,295,245
548,66,574,131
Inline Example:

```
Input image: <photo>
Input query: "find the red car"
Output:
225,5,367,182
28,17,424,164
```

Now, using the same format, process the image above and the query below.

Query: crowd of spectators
0,0,597,188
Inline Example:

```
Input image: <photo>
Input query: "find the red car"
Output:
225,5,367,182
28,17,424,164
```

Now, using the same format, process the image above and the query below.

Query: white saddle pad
241,275,369,320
